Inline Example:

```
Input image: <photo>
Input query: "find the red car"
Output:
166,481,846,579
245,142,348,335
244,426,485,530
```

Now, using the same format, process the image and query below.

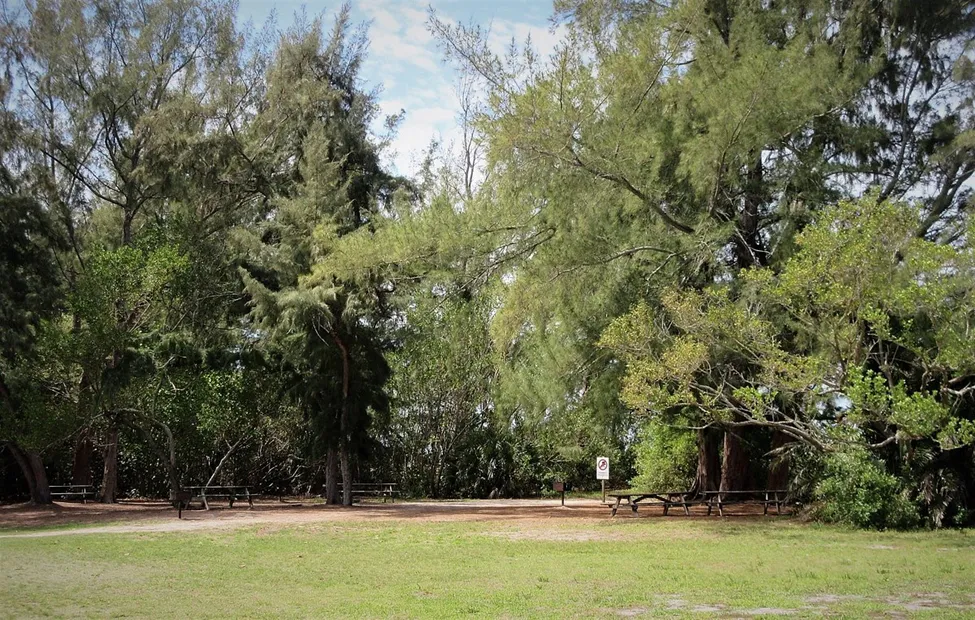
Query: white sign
596,456,610,480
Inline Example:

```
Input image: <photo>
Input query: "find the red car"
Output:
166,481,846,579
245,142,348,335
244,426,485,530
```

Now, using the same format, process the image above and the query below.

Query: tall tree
3,0,263,501
328,0,974,494
240,9,400,506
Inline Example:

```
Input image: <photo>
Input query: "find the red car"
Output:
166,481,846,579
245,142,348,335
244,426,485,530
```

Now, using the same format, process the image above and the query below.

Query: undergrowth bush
629,419,696,491
814,447,919,530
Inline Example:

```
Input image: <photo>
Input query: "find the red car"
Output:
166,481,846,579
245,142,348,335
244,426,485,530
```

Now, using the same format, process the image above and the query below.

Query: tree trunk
766,430,791,490
72,431,93,486
340,444,352,507
693,428,721,495
204,436,247,489
7,442,51,504
330,328,354,507
159,421,179,497
720,429,749,492
325,444,339,504
28,452,51,504
100,427,119,503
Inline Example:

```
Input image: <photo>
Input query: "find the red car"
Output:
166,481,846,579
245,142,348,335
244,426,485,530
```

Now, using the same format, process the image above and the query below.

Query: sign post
553,481,565,506
596,456,609,503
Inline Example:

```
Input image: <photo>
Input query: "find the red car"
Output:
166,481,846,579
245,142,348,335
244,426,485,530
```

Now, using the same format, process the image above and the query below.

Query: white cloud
486,20,567,60
370,9,401,33
347,1,567,177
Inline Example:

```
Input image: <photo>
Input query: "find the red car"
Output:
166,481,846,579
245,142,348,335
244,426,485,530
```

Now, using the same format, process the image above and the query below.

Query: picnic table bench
50,484,97,503
607,491,704,517
184,485,255,510
702,490,789,516
607,489,789,517
334,483,399,503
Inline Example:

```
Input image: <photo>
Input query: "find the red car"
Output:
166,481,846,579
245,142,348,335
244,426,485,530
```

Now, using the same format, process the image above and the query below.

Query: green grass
2,519,974,618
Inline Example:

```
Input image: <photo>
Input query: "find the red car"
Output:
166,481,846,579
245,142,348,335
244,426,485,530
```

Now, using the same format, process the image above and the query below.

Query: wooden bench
50,484,97,503
184,485,255,510
335,483,399,503
702,490,789,516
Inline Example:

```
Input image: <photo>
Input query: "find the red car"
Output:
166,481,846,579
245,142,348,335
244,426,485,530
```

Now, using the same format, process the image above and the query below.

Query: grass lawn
2,517,974,618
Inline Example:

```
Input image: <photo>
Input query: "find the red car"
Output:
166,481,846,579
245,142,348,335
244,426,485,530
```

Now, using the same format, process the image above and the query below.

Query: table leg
202,492,210,511
246,488,253,508
611,497,621,517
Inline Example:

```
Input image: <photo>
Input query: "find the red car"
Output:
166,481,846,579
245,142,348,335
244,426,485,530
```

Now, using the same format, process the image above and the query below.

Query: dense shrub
814,447,919,530
629,420,696,491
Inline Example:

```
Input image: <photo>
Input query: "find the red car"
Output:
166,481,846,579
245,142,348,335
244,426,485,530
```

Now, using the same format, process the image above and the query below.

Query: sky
237,0,566,176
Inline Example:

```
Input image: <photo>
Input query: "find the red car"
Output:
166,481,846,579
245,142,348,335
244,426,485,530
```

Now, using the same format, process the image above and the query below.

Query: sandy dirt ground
0,498,780,537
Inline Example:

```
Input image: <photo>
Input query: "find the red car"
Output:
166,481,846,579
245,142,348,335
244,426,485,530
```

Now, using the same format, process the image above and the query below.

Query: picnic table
702,490,789,516
335,482,399,503
50,484,97,503
606,491,699,517
607,489,789,517
184,485,254,510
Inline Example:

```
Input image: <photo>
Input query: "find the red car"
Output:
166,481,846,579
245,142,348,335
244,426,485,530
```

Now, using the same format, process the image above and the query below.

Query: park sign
596,456,609,480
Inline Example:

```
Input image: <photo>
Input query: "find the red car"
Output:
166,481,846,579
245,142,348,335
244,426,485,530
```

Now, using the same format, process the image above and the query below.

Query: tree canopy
1,0,973,528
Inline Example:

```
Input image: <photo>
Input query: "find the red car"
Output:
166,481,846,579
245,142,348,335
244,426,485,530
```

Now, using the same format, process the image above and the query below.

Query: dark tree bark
28,452,51,504
720,429,750,492
693,428,721,494
7,442,52,504
325,444,339,504
100,427,119,503
7,443,37,501
330,328,354,507
766,430,791,490
72,431,93,486
340,445,353,507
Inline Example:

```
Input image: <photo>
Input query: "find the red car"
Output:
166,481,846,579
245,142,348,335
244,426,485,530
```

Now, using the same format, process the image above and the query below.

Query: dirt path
0,499,624,537
0,497,786,538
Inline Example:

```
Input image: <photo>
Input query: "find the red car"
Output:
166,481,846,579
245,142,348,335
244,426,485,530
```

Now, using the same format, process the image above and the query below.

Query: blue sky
237,1,565,176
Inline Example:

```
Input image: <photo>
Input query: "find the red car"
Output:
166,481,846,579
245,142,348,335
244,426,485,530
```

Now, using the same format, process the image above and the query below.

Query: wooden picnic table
607,489,790,517
184,485,254,510
606,491,697,516
701,490,789,516
50,484,97,503
335,482,399,503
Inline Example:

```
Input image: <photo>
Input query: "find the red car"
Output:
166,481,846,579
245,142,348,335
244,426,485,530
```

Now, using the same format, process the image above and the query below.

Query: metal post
601,480,606,504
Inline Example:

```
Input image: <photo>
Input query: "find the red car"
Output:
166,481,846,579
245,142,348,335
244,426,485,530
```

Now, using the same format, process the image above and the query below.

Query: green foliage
0,195,63,360
383,292,495,497
629,419,697,492
2,0,974,520
814,447,920,530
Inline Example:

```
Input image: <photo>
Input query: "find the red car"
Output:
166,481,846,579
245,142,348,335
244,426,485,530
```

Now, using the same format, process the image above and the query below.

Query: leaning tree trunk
7,442,51,504
325,444,340,504
100,427,119,503
72,431,94,486
28,452,51,504
720,429,750,492
693,428,721,495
